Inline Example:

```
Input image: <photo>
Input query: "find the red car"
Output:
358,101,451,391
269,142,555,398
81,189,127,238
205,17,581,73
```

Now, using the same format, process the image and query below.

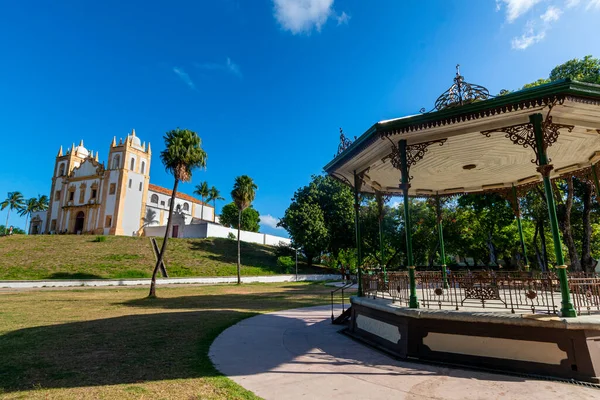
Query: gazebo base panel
349,296,600,383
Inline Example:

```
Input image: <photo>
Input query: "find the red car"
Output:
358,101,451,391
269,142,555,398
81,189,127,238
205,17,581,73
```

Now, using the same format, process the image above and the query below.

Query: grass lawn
0,282,347,399
0,235,332,280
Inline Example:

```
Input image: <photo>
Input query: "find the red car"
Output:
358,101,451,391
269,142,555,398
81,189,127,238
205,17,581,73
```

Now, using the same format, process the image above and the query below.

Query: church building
30,130,214,236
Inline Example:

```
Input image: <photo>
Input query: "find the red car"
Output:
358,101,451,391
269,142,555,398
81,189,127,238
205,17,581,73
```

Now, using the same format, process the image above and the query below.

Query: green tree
1,192,25,235
149,129,207,297
219,202,260,232
231,175,257,284
278,201,328,267
207,186,224,222
193,181,210,221
523,55,600,88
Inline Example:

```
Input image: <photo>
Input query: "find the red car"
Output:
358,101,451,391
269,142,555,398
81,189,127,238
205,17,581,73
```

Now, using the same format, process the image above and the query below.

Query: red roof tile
148,184,209,207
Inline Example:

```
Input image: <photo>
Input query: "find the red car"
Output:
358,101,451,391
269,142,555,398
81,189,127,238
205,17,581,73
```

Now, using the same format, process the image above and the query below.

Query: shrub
227,232,236,240
274,242,295,258
277,256,295,274
93,236,107,243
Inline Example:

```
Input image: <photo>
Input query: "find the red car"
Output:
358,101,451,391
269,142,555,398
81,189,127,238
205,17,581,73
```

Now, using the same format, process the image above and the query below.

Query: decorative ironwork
382,137,447,181
481,115,574,166
335,128,356,157
433,65,491,111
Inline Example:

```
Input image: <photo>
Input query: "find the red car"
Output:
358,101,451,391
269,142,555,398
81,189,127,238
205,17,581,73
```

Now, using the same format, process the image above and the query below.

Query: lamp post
295,247,298,282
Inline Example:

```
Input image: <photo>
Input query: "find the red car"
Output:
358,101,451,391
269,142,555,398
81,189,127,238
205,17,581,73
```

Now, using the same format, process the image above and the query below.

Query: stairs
332,306,352,325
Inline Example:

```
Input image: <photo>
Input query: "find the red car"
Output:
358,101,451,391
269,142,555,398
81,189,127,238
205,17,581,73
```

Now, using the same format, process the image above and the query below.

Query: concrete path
0,274,341,289
209,305,599,400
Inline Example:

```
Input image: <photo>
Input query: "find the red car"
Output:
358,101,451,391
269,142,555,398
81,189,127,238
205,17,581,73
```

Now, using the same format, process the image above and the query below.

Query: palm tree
1,192,25,235
19,198,37,234
37,194,49,212
149,129,207,298
207,186,224,222
231,176,257,284
193,181,210,221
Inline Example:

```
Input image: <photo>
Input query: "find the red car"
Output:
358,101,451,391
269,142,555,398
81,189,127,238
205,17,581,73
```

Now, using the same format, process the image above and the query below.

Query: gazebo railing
362,271,600,315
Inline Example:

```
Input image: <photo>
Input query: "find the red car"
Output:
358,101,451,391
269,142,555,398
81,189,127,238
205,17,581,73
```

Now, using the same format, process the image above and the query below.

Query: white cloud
336,11,350,25
390,201,401,209
260,214,284,230
195,58,242,79
566,0,580,8
273,0,343,34
172,67,196,90
511,22,546,50
541,5,562,22
587,0,600,9
498,0,542,22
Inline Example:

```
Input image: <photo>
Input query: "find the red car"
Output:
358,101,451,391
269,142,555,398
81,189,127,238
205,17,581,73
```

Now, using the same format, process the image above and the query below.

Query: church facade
30,130,214,236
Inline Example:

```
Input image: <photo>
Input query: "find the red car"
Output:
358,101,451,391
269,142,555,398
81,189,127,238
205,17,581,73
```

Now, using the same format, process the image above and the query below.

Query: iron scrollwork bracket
383,137,447,181
480,115,574,166
335,127,357,157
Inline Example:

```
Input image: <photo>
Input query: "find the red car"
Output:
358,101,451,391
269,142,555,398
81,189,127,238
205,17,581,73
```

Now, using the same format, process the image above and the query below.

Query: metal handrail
331,281,354,321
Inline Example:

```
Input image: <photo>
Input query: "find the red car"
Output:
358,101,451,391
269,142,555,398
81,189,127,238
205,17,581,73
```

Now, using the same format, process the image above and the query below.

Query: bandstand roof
324,79,600,196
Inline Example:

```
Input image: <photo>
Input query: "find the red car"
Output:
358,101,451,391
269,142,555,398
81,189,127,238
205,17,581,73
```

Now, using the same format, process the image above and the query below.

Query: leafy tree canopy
219,202,260,232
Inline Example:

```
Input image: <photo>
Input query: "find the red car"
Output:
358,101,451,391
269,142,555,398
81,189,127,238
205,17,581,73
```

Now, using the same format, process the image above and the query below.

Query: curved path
210,305,600,400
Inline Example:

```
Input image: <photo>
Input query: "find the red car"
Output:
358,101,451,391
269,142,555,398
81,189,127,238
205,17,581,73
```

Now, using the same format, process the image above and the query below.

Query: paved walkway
209,305,599,400
0,274,341,289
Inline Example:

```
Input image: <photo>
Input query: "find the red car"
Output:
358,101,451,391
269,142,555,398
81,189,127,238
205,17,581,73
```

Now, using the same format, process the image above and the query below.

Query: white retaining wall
144,221,290,246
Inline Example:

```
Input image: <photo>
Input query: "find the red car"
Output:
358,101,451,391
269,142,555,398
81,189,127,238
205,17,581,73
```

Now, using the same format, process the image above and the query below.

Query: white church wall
72,160,99,177
104,169,120,226
121,169,145,236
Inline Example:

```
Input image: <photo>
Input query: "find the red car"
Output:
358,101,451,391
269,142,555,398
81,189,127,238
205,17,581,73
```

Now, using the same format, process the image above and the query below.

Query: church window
139,182,142,191
141,161,146,174
55,190,61,201
105,215,112,228
112,155,121,169
109,183,116,195
150,194,158,204
130,157,135,171
160,201,165,206
69,191,74,201
182,203,189,212
79,189,85,204
91,189,97,199
128,179,132,188
58,164,65,177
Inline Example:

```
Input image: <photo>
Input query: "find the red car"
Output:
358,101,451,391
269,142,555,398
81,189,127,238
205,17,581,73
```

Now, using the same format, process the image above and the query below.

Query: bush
93,236,107,243
274,242,295,258
227,232,236,240
277,256,295,274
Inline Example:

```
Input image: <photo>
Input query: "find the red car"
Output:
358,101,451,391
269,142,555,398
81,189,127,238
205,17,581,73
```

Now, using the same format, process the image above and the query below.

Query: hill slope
0,235,330,280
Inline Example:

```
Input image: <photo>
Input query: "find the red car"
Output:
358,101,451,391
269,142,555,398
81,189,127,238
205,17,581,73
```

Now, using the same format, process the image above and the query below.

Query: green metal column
353,171,363,297
436,195,449,289
530,113,576,317
511,184,530,270
376,192,387,279
399,140,419,308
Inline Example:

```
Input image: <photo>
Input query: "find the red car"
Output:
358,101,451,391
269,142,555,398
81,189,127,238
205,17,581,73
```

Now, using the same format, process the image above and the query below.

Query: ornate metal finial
336,128,356,157
433,66,491,111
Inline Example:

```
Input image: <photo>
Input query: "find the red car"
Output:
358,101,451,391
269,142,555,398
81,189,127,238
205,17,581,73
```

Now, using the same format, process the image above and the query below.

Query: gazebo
325,68,600,382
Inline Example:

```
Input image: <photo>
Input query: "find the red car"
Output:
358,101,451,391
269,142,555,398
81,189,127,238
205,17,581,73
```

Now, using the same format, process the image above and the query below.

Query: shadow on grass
0,310,250,392
46,272,104,280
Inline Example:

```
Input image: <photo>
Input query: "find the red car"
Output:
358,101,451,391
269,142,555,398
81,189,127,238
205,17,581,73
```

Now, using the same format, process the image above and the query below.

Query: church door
74,211,85,234
172,225,179,238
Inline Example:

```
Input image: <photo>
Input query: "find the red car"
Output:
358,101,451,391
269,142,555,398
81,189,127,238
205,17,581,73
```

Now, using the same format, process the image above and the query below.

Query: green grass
0,282,341,399
0,235,332,280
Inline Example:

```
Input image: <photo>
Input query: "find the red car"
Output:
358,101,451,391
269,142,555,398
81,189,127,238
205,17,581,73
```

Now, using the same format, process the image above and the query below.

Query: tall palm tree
36,194,49,212
19,198,38,234
193,181,210,221
207,186,224,222
1,192,25,235
231,176,257,284
149,128,207,298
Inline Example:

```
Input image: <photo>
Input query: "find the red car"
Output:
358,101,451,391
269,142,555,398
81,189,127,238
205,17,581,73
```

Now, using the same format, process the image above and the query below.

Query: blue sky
1,0,599,236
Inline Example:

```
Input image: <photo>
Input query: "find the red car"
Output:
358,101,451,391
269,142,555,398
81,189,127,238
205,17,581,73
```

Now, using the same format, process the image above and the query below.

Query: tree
193,181,210,221
523,55,600,88
149,129,207,298
219,202,260,232
18,195,49,235
231,175,257,284
279,175,354,262
207,186,224,222
278,201,328,267
1,192,25,235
